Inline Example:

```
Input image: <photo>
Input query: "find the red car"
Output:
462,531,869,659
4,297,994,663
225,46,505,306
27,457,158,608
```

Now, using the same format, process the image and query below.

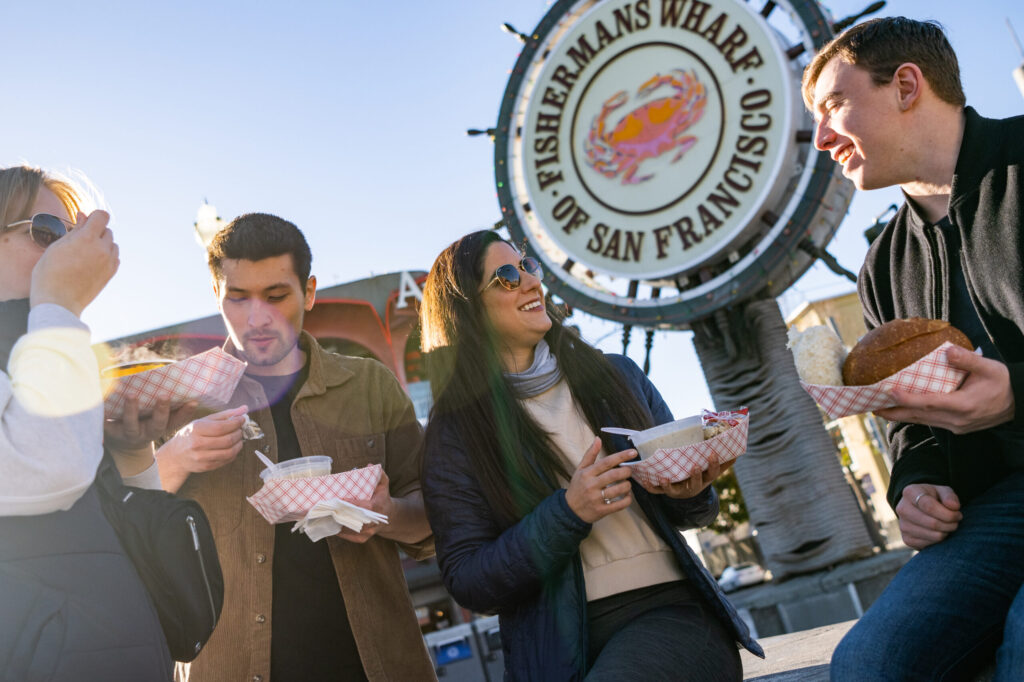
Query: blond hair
0,165,94,228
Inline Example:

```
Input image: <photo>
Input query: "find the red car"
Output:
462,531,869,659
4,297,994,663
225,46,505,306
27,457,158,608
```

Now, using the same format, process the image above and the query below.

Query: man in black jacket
802,17,1024,681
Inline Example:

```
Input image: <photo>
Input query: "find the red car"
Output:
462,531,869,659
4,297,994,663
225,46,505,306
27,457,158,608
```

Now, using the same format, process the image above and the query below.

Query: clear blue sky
3,0,1022,419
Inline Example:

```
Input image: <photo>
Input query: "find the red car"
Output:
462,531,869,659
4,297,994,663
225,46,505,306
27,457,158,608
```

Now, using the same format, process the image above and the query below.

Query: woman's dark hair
420,230,654,525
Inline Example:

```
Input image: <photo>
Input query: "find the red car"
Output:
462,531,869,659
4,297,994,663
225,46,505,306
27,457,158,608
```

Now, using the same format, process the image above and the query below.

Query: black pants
586,581,742,681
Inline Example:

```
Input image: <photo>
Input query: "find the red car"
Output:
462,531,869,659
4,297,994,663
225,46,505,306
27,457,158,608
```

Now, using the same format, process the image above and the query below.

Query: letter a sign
395,271,423,309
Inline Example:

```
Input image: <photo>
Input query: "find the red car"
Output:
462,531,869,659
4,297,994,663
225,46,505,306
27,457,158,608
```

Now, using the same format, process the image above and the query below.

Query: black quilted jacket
422,354,761,681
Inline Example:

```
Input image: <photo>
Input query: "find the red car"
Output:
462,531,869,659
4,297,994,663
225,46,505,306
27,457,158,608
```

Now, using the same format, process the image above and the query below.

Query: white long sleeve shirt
0,304,105,516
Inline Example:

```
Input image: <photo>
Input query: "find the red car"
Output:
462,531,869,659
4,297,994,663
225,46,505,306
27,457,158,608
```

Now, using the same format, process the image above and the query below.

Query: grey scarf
505,340,563,398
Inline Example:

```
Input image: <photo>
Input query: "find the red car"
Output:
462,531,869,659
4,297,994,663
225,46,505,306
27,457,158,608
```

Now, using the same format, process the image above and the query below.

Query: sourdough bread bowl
842,318,972,386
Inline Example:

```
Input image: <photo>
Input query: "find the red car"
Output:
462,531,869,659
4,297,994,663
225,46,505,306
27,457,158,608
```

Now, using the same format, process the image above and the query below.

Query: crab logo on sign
584,68,707,185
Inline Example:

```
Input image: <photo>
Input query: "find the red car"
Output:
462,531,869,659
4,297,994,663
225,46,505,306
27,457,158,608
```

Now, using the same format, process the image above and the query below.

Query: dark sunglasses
481,256,543,292
2,213,72,248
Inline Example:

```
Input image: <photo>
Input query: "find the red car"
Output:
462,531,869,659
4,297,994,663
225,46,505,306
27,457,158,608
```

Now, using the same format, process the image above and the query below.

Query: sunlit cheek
220,303,248,337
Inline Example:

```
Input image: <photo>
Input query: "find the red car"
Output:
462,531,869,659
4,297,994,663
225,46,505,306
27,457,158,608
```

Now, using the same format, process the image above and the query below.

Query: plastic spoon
600,427,641,438
254,449,275,470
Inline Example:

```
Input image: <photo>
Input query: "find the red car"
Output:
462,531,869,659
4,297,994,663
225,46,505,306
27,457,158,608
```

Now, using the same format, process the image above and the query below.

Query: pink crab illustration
584,69,707,185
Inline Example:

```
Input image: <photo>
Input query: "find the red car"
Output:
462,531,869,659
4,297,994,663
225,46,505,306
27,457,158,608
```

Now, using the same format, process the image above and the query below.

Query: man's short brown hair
207,212,312,284
802,17,965,110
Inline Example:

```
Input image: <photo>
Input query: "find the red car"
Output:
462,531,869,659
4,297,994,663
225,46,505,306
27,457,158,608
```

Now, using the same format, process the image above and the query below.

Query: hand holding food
877,346,1014,433
104,397,198,453
607,409,748,489
335,471,394,544
155,405,248,492
565,438,636,523
639,455,735,499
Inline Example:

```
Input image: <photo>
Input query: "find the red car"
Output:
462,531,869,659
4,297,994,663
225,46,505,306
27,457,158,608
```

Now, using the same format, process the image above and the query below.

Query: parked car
718,562,767,592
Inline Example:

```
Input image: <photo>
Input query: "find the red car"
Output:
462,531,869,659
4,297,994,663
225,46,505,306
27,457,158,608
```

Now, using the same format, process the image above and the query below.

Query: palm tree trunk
692,298,876,581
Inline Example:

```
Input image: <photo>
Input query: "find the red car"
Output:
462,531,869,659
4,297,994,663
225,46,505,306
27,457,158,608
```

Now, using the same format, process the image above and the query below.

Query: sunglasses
481,256,543,292
2,213,72,248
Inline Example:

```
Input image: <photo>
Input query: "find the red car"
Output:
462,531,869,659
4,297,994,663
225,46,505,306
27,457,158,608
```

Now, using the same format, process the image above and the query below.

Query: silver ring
601,490,611,505
913,492,926,507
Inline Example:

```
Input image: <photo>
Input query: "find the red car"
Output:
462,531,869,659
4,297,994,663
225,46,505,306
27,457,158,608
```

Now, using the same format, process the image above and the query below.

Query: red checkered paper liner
247,464,383,524
625,411,749,488
103,347,245,419
800,342,969,420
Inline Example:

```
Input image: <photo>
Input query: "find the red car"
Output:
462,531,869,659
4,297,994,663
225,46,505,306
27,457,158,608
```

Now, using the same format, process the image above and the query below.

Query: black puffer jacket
0,487,173,681
0,302,171,681
422,354,761,681
857,106,1024,509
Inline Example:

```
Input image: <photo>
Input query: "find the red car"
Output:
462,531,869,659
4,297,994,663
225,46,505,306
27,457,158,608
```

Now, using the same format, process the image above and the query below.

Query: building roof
112,270,426,348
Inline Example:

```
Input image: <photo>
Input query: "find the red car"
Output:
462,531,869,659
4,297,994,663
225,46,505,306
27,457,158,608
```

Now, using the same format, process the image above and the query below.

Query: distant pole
1009,19,1024,101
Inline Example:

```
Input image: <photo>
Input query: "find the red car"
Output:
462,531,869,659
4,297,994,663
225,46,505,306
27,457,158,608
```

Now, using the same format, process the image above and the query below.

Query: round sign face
517,0,792,280
496,0,852,326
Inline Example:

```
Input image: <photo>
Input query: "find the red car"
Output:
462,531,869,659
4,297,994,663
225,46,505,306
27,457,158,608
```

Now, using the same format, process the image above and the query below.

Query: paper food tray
247,463,383,524
103,347,245,419
800,342,968,419
624,413,749,488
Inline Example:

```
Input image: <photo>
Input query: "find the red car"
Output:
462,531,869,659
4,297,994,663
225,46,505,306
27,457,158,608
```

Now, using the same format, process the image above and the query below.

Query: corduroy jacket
176,332,435,681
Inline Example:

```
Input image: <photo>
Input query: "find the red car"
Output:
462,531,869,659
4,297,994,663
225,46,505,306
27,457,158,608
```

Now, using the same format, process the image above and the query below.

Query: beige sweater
522,379,684,601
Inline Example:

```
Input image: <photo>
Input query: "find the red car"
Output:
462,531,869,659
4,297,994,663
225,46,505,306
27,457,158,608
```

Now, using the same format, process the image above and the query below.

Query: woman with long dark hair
419,231,762,681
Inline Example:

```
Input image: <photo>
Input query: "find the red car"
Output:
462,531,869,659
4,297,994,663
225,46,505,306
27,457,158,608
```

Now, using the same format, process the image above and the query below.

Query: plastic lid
627,415,703,447
259,455,333,481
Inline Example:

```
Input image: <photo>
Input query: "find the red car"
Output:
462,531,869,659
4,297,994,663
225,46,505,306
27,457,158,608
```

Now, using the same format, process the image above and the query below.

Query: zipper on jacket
922,224,946,320
574,554,588,679
956,238,1002,359
187,514,218,642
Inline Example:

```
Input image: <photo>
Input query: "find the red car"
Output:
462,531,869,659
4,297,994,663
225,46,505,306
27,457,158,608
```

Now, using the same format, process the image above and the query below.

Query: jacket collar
223,330,355,401
951,106,1000,212
902,106,991,230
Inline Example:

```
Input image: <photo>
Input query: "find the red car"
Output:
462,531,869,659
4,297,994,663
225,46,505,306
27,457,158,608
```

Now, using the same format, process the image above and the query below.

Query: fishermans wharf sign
494,0,853,326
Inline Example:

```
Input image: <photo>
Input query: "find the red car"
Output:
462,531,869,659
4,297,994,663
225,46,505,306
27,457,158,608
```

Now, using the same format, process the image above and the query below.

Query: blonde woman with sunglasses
418,231,761,681
0,165,173,680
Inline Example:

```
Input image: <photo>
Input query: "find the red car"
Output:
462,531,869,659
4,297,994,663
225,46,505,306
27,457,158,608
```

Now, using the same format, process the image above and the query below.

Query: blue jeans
585,581,742,681
832,471,1024,681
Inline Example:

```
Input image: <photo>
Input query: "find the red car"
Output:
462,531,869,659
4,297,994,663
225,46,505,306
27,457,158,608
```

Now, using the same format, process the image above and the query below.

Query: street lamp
193,200,225,248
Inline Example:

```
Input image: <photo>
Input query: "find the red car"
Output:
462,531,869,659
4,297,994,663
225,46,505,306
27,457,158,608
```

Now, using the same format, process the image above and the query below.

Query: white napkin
291,498,389,542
